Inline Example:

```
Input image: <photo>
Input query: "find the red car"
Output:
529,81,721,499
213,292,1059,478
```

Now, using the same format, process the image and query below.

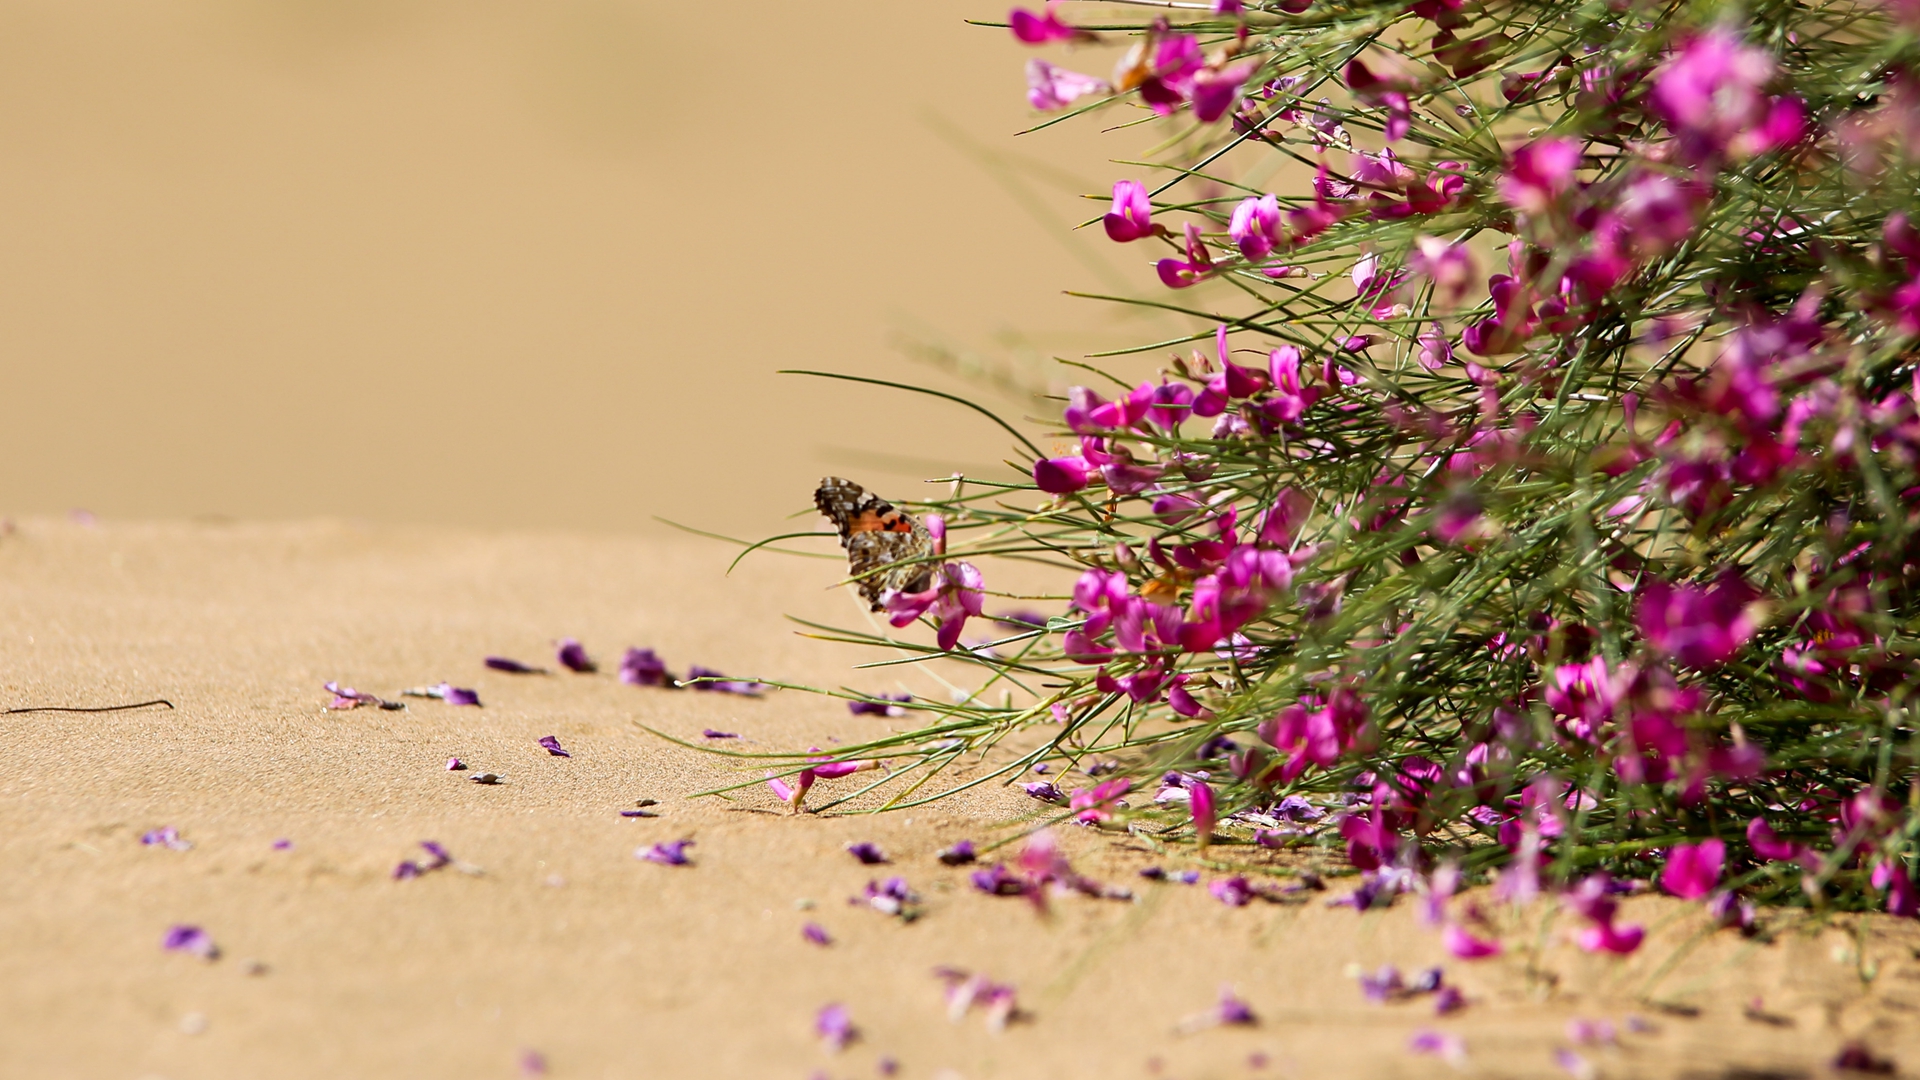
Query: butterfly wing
815,477,936,610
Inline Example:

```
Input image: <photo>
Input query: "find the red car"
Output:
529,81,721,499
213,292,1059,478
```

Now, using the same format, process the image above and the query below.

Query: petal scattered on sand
161,924,218,959
638,840,694,865
538,735,571,758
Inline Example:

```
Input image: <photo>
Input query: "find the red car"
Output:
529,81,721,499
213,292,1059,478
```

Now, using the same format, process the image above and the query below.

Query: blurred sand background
4,4,1920,1079
0,0,1162,536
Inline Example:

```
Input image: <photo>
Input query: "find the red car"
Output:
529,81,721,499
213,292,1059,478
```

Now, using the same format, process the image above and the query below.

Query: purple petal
438,684,482,707
847,693,912,717
161,924,217,959
392,861,423,880
1434,985,1467,1014
446,757,466,771
638,839,694,866
846,842,889,865
802,921,832,946
938,840,978,866
271,838,292,851
419,841,453,868
485,656,547,674
618,808,656,818
519,1049,549,1076
556,638,596,673
618,647,672,687
702,729,739,739
141,826,193,852
684,665,766,695
1216,985,1257,1025
538,735,571,758
1021,781,1064,802
815,1003,856,1052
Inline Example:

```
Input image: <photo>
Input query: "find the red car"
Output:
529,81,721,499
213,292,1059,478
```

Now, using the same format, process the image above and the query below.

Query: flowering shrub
760,0,1920,919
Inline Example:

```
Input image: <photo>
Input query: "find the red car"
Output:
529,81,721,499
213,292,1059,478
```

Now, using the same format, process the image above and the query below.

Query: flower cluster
766,0,1920,920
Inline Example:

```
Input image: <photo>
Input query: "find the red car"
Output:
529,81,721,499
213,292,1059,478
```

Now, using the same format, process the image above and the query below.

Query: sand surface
4,517,1919,1080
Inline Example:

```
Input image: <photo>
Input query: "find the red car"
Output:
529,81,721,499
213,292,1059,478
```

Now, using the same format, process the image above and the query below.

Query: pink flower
1026,59,1108,111
1746,817,1805,862
1542,656,1621,743
886,561,986,651
1008,3,1093,44
1442,923,1503,959
1871,860,1919,918
1649,26,1805,162
1229,194,1283,262
1259,346,1323,424
1344,58,1416,141
1409,236,1477,307
1577,921,1646,954
1636,573,1760,670
1033,455,1092,494
1157,222,1216,288
1135,34,1206,115
1190,778,1216,846
1660,839,1725,900
1102,180,1155,242
1614,170,1706,256
1070,777,1132,823
1191,59,1260,123
1497,137,1582,218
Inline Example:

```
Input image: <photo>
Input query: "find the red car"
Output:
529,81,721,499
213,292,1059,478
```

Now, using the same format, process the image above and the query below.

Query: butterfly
814,477,938,610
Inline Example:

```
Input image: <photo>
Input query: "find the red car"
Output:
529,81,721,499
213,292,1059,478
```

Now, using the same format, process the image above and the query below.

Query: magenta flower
1660,839,1725,900
1442,923,1502,959
637,839,693,866
1258,346,1323,425
1156,222,1216,288
1229,194,1283,262
555,638,595,673
1033,455,1092,494
814,1002,857,1052
1026,59,1108,111
1008,3,1092,44
1636,573,1760,669
1102,180,1155,242
1650,26,1805,162
1189,777,1217,846
1409,236,1477,307
1497,137,1581,218
1566,874,1646,955
885,561,985,651
1069,777,1130,823
161,924,218,959
1344,58,1415,141
1614,171,1706,256
1191,59,1260,123
1871,860,1918,917
1578,921,1647,954
1542,656,1621,743
618,647,671,686
1746,817,1806,863
1136,33,1205,115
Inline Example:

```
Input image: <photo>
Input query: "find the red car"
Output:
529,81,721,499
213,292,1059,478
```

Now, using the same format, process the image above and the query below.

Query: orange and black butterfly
814,477,937,610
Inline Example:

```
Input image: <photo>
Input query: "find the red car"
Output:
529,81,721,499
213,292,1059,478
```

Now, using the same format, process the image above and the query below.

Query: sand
3,516,1917,1080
